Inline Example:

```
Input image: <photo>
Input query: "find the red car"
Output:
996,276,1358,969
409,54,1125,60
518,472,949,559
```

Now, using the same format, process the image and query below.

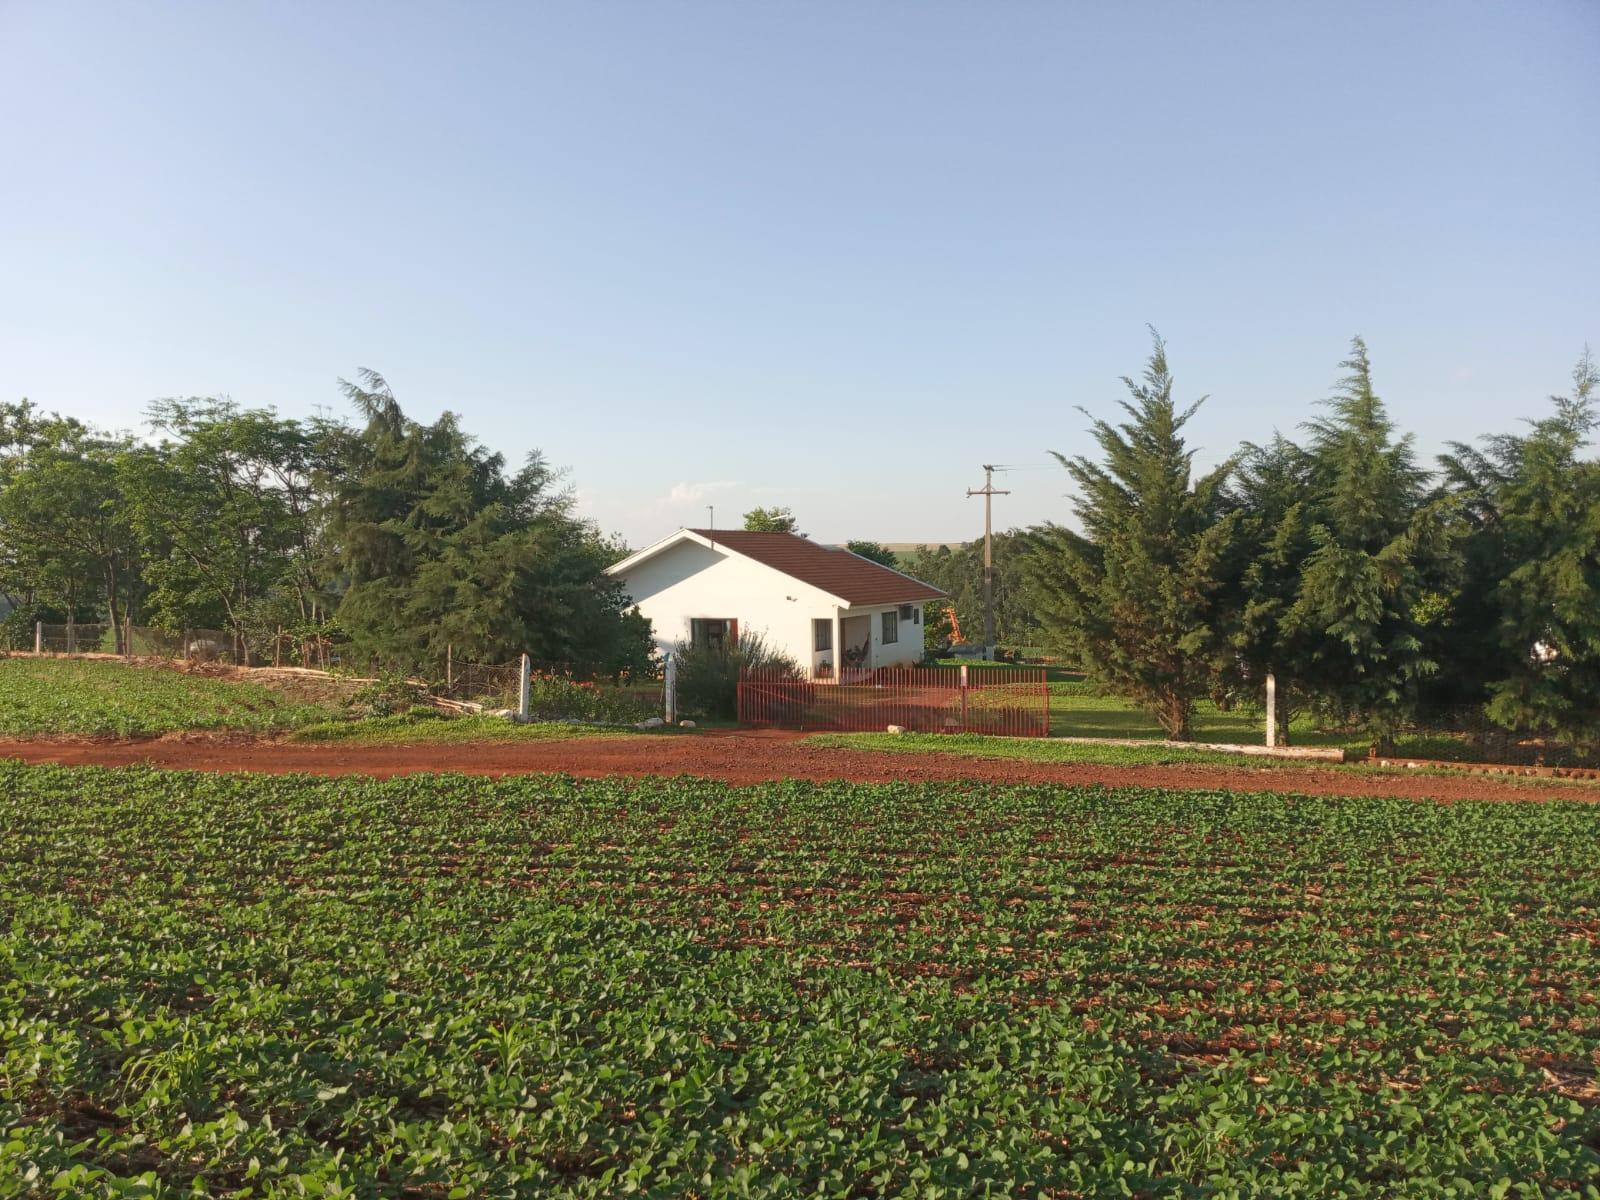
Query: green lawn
802,730,1327,770
0,657,341,737
5,763,1597,1195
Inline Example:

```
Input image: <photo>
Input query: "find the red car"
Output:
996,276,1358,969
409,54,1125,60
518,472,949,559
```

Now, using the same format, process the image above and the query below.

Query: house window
882,610,899,645
690,618,735,650
813,619,832,653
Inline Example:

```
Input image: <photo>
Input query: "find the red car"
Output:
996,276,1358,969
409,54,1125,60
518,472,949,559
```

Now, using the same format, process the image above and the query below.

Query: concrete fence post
664,653,677,725
446,644,453,691
1265,672,1277,748
959,663,969,731
518,653,532,722
34,621,42,655
124,616,133,659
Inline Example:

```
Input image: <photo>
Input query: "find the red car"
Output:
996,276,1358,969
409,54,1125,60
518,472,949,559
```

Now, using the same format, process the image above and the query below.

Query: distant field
4,764,1597,1195
0,657,341,736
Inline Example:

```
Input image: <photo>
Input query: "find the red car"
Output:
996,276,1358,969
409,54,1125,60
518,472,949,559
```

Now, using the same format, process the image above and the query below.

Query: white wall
615,541,833,669
615,538,931,677
849,603,924,671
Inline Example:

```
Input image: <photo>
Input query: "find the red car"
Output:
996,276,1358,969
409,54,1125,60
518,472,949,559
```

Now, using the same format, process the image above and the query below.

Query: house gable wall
615,542,838,666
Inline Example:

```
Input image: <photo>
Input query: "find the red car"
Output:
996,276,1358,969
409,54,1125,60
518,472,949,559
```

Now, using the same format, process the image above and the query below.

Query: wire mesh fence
1369,708,1599,768
738,665,1050,736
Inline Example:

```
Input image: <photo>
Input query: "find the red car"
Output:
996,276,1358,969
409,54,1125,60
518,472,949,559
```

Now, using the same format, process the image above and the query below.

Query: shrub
347,671,431,717
672,631,801,720
521,674,659,725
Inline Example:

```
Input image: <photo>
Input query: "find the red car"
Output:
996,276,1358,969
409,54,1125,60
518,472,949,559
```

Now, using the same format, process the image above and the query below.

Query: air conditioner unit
899,604,916,621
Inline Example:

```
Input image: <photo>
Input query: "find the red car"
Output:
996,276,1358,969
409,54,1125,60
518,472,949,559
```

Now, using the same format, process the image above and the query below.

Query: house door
841,614,872,675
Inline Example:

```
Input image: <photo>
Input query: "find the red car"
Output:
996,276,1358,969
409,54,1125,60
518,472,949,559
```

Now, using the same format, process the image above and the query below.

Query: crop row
2,763,1597,1197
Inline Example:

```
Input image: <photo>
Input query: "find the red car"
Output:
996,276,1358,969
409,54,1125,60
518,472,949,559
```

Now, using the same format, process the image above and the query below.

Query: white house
607,529,945,678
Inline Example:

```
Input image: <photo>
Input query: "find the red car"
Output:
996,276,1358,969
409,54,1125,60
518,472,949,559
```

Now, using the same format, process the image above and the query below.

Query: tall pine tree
1440,350,1600,747
1025,333,1239,739
1287,338,1456,748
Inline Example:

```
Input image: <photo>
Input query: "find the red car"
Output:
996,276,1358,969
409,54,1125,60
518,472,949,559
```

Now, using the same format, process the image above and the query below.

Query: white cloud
657,479,740,508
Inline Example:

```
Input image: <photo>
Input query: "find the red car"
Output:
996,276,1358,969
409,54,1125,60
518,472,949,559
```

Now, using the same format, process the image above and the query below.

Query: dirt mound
0,729,1593,803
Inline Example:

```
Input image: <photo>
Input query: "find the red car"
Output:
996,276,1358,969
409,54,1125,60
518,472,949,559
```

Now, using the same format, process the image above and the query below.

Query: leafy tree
325,371,652,672
123,399,333,653
1286,338,1457,748
844,540,897,567
0,410,143,639
742,506,799,534
1025,333,1240,738
1440,350,1600,746
900,536,1041,651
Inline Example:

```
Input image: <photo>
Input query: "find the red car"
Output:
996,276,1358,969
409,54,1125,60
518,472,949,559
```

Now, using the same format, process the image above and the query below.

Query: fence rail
738,665,1049,737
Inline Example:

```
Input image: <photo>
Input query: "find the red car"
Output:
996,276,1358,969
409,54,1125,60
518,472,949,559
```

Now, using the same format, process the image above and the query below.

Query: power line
966,465,1011,658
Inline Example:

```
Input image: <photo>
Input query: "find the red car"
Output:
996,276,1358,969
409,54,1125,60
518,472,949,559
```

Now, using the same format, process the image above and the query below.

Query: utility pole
966,465,1010,660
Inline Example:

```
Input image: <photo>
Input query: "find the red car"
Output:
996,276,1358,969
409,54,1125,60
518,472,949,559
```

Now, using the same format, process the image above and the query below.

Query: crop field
3,764,1598,1197
0,658,341,737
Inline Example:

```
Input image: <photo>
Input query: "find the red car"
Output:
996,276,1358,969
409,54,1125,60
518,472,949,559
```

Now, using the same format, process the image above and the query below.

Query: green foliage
522,673,661,724
1026,332,1240,738
3,763,1598,1195
323,371,654,674
672,630,800,719
293,713,618,744
0,657,337,736
900,535,1040,649
844,539,898,567
345,670,431,717
1224,435,1317,736
741,505,799,533
123,398,333,642
1286,339,1458,748
1442,350,1600,746
0,405,142,631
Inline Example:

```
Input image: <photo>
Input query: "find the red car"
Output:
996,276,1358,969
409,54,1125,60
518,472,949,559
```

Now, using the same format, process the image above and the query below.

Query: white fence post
34,621,42,655
664,653,677,725
1265,672,1277,748
518,653,531,722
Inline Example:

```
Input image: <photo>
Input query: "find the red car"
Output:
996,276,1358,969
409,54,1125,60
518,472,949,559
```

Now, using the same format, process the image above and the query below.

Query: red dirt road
1,729,1593,803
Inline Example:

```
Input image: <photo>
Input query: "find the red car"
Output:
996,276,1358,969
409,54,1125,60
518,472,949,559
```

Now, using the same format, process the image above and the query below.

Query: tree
900,535,1041,650
1440,350,1600,746
1224,434,1317,738
743,506,799,533
123,399,333,653
325,370,652,671
845,540,897,567
1286,338,1457,748
0,410,143,640
1024,333,1240,738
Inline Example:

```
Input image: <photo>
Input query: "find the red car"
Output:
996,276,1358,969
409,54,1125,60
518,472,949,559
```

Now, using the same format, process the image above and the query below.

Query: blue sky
3,0,1596,547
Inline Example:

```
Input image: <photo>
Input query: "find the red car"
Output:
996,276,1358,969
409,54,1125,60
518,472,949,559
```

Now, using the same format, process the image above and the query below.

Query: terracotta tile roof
686,530,945,606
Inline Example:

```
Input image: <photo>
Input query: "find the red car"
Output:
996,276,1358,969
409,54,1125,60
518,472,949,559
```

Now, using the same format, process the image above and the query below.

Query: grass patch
0,656,339,736
291,710,625,745
804,730,1315,769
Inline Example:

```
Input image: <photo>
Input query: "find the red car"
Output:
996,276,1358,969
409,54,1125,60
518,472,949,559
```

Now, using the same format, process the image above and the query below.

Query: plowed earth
0,728,1592,802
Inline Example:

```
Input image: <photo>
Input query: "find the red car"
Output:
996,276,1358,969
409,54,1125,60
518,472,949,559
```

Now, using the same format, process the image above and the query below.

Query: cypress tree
1026,333,1239,739
1441,350,1600,748
1287,338,1456,749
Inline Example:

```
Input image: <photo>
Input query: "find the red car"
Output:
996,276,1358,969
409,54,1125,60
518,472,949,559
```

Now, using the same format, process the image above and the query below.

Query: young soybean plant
1,763,1596,1196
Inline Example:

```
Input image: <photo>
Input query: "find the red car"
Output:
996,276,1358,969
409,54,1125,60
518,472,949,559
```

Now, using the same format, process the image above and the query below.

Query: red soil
1,728,1593,803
